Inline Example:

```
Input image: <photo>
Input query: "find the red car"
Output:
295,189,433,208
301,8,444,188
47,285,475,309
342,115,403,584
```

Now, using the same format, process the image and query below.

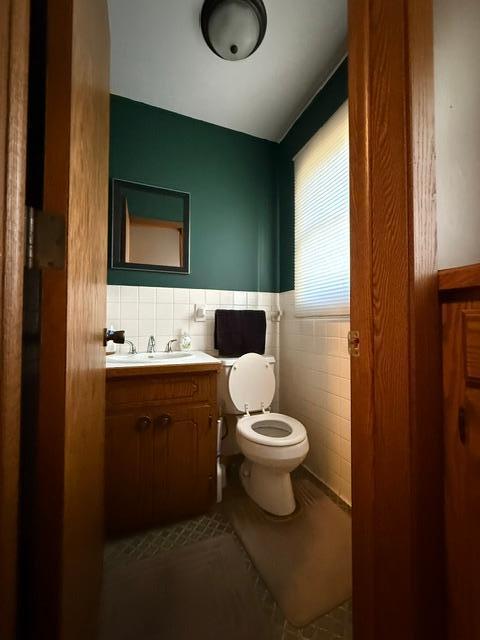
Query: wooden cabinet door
152,404,216,522
105,412,155,536
464,385,480,639
443,304,480,639
105,401,217,535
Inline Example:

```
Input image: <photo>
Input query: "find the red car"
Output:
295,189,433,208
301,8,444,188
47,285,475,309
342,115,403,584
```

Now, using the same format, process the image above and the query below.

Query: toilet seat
221,354,310,515
237,412,307,448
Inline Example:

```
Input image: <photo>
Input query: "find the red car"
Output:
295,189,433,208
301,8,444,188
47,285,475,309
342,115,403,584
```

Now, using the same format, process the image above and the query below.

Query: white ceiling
107,0,347,142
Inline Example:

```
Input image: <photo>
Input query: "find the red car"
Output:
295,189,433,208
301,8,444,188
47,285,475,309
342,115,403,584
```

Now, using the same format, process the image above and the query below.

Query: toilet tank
217,354,276,416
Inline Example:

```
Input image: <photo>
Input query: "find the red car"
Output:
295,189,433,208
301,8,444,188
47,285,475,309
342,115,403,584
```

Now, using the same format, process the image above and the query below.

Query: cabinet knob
156,414,172,428
136,416,152,432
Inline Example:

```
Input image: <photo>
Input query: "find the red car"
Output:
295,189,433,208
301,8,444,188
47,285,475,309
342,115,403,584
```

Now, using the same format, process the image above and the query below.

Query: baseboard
300,464,352,512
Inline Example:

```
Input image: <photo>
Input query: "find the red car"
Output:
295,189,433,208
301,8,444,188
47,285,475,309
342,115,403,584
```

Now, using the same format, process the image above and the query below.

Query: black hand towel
214,309,266,357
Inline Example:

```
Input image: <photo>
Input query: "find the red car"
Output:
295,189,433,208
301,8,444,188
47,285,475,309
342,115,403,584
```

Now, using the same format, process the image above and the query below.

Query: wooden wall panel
0,1,29,637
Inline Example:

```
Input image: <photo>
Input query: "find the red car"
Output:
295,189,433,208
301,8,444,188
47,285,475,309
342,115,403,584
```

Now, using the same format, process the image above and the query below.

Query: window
294,101,350,317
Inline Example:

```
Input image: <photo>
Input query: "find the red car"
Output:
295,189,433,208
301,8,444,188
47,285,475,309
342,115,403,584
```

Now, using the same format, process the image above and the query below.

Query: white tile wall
279,290,352,504
107,285,280,361
106,285,351,502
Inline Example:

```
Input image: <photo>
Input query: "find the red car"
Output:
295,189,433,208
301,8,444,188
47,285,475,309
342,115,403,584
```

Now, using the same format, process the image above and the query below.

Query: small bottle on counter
179,330,192,351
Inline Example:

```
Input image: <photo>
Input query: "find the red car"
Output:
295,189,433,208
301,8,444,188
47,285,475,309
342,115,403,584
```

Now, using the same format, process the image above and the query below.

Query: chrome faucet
165,338,178,352
125,339,137,355
147,335,156,353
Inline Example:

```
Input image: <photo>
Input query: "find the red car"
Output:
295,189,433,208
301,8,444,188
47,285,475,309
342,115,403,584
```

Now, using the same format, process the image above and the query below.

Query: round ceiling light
201,0,267,61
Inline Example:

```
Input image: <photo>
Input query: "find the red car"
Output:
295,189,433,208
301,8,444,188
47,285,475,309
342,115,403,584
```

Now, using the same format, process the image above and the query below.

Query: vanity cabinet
440,265,480,638
105,363,220,537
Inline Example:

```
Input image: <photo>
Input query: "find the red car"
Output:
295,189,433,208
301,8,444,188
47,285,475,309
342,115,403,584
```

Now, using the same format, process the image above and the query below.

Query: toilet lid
228,353,275,413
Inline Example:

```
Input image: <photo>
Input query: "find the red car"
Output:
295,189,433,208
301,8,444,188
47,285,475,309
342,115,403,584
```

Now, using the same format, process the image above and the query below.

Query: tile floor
105,490,353,640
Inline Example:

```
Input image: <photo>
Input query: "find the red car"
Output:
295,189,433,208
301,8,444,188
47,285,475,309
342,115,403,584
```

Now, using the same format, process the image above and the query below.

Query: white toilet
218,352,309,516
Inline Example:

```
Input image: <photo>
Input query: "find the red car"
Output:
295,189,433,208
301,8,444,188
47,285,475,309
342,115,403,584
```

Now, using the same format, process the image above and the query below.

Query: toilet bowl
218,353,309,516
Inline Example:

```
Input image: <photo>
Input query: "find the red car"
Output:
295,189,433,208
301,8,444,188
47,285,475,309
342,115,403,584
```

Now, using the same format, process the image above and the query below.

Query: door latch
348,331,360,357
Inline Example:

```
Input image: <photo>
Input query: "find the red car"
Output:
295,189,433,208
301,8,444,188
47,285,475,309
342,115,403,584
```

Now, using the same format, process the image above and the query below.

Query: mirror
110,179,190,273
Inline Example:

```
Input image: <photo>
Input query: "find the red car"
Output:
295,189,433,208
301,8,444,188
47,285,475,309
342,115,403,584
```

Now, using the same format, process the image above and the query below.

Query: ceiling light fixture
201,0,267,61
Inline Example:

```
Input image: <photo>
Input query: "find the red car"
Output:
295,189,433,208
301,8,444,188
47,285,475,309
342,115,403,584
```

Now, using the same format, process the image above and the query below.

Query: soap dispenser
179,329,191,351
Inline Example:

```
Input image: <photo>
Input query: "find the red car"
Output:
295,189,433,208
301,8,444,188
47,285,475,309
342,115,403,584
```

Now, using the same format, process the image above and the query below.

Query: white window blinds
294,101,350,317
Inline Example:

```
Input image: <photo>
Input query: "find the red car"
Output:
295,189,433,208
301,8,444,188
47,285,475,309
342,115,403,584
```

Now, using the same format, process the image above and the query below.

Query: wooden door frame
29,1,110,637
0,1,29,638
1,0,446,638
349,1,445,638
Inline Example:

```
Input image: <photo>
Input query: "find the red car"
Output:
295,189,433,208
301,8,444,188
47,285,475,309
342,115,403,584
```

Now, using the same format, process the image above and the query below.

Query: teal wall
109,95,278,291
278,59,348,291
108,59,347,292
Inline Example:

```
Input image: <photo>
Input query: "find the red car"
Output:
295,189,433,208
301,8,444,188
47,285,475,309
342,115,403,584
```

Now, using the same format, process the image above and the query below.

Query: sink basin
107,351,193,365
106,350,220,369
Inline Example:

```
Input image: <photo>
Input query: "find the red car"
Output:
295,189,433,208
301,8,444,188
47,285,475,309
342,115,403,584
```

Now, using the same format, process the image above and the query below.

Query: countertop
105,350,221,378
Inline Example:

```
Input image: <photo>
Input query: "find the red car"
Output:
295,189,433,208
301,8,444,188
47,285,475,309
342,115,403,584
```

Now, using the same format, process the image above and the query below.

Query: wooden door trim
0,1,29,638
348,0,375,633
349,1,445,638
439,263,480,292
34,1,73,633
32,0,110,637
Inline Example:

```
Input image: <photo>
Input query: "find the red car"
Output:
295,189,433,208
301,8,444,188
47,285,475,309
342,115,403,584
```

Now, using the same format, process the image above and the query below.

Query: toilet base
240,459,296,516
